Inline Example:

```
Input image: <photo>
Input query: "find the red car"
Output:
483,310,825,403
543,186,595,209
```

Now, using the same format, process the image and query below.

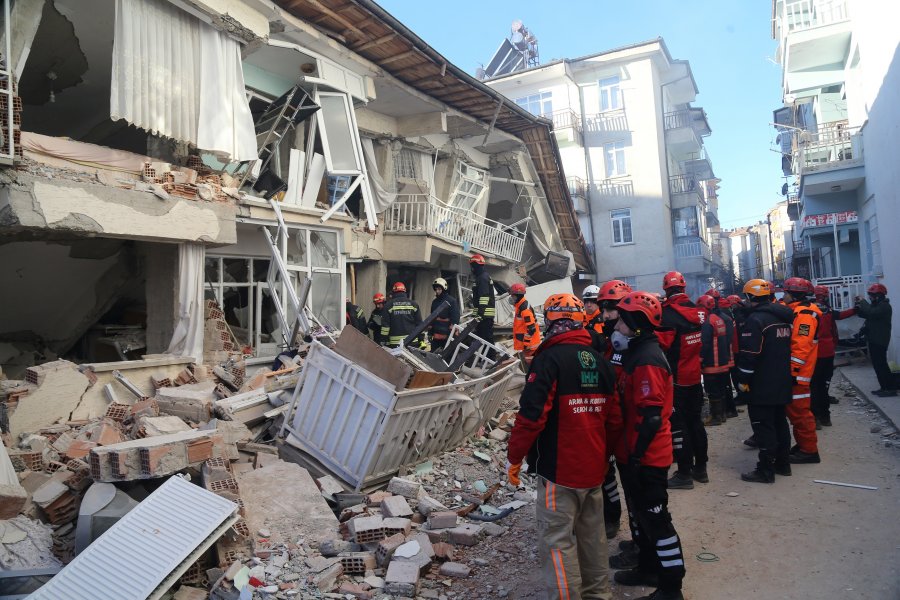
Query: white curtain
111,0,257,162
166,243,205,361
361,137,396,213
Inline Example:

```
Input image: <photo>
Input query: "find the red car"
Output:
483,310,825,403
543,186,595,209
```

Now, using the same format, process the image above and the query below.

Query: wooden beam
290,0,366,38
352,32,397,53
380,49,419,65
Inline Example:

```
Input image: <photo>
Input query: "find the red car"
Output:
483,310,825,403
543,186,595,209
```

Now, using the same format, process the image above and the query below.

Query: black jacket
429,292,460,340
473,269,496,321
735,302,795,405
856,297,892,347
380,293,422,347
367,306,386,344
345,302,368,335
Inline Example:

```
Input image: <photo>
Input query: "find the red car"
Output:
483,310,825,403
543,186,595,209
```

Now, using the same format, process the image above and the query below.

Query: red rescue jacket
658,293,703,386
700,309,734,373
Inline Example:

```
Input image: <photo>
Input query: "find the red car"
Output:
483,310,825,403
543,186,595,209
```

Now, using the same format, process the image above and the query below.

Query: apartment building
773,0,900,336
0,0,589,376
485,38,719,298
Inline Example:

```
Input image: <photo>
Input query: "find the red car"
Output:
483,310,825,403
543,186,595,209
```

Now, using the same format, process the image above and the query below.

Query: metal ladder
238,85,318,189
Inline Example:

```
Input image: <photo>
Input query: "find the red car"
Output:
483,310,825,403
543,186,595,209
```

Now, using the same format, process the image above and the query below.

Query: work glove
737,382,750,393
505,460,523,487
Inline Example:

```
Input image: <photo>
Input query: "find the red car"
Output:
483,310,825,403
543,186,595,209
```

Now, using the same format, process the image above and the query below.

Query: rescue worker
847,283,895,396
380,282,423,348
509,283,541,359
429,278,460,351
725,294,746,414
469,254,496,350
345,299,368,335
735,279,795,483
611,291,686,600
657,271,706,490
582,284,605,335
506,293,621,600
811,286,839,426
782,277,822,465
697,291,734,427
367,293,386,345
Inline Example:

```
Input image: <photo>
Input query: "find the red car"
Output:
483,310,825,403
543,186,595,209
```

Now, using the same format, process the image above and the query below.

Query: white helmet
582,285,601,301
433,277,448,290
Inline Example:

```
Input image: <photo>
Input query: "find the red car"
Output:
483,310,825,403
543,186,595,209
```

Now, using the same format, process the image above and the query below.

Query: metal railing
674,240,712,261
778,0,849,40
815,275,864,311
668,174,699,196
586,109,628,133
596,179,634,196
567,176,587,198
794,120,862,173
384,194,527,263
552,109,582,133
664,110,693,131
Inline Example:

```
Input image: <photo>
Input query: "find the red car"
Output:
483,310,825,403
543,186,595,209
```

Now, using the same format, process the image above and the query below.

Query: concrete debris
89,430,219,482
0,516,62,570
9,361,91,438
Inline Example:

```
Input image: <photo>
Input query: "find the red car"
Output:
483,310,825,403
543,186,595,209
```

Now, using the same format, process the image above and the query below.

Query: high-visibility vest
788,300,821,385
513,298,541,351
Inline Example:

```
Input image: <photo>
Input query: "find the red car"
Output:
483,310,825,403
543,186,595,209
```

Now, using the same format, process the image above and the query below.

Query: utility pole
766,213,778,283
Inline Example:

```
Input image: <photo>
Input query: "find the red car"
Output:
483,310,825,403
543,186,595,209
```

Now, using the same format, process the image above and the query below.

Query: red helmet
704,288,721,299
726,294,742,307
813,286,829,302
868,283,888,295
599,279,633,303
696,295,716,311
543,293,584,323
617,291,663,328
469,254,486,265
373,293,386,304
662,271,686,291
509,282,526,296
783,277,814,296
392,281,407,293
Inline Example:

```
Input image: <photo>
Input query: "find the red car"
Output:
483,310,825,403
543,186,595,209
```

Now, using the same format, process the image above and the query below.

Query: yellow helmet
743,279,771,298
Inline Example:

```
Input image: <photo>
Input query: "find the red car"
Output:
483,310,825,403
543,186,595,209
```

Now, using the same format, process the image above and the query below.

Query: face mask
611,330,632,352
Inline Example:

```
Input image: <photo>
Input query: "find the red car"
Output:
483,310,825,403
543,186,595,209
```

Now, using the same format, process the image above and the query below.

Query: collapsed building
0,0,595,596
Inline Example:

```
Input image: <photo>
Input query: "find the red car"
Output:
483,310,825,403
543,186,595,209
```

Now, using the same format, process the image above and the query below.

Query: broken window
284,228,343,330
394,148,421,181
449,162,489,212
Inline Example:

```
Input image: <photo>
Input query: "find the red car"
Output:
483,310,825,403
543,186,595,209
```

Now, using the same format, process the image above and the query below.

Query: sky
378,0,786,230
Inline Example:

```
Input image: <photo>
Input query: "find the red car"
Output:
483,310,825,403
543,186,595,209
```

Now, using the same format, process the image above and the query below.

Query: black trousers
619,464,686,592
747,403,790,474
670,383,707,473
474,318,495,360
810,356,835,421
703,372,729,419
602,458,622,528
869,343,896,391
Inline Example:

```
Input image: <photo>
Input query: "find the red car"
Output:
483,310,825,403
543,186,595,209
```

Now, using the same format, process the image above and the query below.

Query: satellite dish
511,19,523,33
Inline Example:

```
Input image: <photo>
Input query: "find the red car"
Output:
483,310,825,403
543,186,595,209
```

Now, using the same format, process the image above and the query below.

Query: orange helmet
373,293,386,304
726,294,742,307
392,281,407,294
813,285,829,302
743,279,771,298
599,279,633,303
509,282,526,296
469,254,486,265
617,291,663,328
868,283,887,295
662,271,687,291
543,293,584,323
783,277,814,296
696,294,716,311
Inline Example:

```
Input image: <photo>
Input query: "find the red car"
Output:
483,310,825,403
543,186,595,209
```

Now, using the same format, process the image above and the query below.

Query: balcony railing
585,109,628,133
567,176,587,198
384,194,527,263
551,109,582,133
668,174,699,196
794,119,862,174
596,179,634,196
675,240,712,261
778,0,849,40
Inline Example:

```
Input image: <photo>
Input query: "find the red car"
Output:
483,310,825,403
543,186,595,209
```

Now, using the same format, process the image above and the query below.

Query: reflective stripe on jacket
513,298,541,352
473,271,496,319
700,309,734,373
789,300,821,384
380,293,422,347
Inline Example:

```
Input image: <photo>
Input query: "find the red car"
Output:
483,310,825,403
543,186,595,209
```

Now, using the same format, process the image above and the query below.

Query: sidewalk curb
837,368,899,433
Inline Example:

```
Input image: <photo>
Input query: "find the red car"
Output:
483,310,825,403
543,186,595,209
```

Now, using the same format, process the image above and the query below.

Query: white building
773,0,900,359
485,39,719,298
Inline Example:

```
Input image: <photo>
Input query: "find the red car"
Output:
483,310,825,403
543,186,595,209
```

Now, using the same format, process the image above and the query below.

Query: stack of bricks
0,80,23,159
202,456,251,565
89,430,217,482
204,299,238,355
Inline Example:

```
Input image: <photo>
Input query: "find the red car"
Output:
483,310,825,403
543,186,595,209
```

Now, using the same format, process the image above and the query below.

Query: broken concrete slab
236,461,338,546
381,495,413,518
0,515,62,570
439,561,471,578
136,415,192,437
9,360,91,438
1,442,29,519
386,477,422,500
88,430,216,482
214,388,270,426
384,560,419,596
155,381,217,422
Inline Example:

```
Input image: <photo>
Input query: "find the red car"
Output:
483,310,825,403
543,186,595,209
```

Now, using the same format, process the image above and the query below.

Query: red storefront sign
801,210,858,229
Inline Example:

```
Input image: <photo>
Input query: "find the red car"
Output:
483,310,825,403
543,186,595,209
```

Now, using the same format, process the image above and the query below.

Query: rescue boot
820,416,832,427
619,539,638,553
743,435,759,448
741,468,775,483
609,549,640,570
636,590,685,600
692,464,709,483
606,521,621,540
789,450,821,464
774,463,792,476
667,471,694,490
725,408,739,418
708,398,725,426
614,568,659,587
815,417,823,431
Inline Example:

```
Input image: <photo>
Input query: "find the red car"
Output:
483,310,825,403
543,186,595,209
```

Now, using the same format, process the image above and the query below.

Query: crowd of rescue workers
342,253,894,600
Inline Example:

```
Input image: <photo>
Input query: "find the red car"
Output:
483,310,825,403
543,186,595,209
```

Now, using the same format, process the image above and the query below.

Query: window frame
449,161,490,212
610,208,634,245
599,76,622,112
514,91,553,118
604,141,627,178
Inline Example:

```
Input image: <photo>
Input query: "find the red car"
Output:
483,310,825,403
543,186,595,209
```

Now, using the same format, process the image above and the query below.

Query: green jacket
856,298,892,347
